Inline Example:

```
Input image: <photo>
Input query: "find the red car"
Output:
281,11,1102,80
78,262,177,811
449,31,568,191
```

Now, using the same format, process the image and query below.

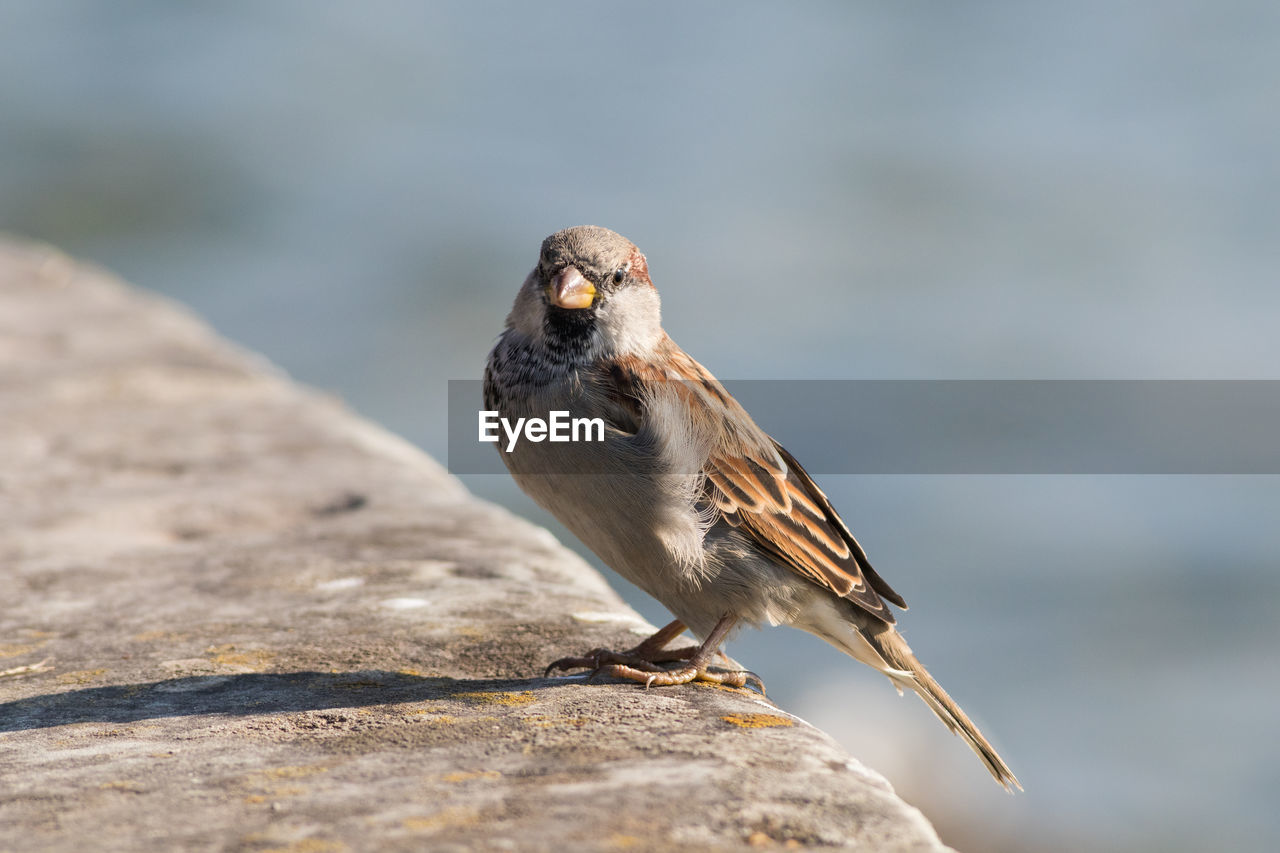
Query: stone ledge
0,238,950,852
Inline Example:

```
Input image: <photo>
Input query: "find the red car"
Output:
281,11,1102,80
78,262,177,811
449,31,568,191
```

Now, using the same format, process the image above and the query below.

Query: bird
483,225,1020,791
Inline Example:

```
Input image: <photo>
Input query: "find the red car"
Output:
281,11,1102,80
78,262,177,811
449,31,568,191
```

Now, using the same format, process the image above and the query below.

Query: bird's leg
545,619,696,676
628,618,702,661
597,614,765,694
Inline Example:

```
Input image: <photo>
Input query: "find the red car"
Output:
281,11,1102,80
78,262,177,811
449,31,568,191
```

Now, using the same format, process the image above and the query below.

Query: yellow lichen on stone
240,782,305,799
690,681,758,696
441,769,501,783
748,832,800,848
259,765,330,780
132,629,184,642
204,644,272,669
607,834,642,848
455,690,536,707
406,711,458,724
57,668,107,684
260,840,347,853
521,714,589,728
402,808,481,832
234,765,330,801
0,643,44,659
721,713,793,729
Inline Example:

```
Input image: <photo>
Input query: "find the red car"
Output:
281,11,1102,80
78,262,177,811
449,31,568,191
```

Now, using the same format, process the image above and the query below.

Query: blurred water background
3,3,1278,851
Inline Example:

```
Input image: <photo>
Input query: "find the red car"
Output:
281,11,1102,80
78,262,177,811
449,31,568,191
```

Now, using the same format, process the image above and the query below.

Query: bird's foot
544,643,699,678
598,662,766,695
543,615,763,694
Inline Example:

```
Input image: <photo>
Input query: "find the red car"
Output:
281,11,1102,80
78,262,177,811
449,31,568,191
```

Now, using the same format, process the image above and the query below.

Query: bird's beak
547,266,596,309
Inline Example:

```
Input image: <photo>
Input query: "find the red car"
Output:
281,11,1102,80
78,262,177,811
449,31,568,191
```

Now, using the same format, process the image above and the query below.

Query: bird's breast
488,379,712,601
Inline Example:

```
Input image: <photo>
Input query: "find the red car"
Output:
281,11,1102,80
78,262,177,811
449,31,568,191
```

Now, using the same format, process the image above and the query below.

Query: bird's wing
607,338,906,623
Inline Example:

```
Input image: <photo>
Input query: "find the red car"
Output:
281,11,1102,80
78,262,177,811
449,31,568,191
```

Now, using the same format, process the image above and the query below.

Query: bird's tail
863,622,1021,792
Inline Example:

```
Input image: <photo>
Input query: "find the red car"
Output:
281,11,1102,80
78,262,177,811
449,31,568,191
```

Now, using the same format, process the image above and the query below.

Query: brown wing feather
771,442,907,609
609,338,904,623
704,440,897,622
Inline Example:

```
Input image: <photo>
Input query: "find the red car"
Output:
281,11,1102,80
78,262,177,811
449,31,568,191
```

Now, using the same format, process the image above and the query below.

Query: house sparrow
483,225,1020,791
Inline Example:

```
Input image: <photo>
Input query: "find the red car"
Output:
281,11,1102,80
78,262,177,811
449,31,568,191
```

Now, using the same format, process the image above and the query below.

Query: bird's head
507,225,663,359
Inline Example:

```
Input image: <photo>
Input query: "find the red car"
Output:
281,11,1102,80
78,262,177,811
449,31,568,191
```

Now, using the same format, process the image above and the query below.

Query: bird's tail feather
865,625,1022,792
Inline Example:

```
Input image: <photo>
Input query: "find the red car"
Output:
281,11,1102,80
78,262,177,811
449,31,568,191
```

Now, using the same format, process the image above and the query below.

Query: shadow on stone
0,671,572,733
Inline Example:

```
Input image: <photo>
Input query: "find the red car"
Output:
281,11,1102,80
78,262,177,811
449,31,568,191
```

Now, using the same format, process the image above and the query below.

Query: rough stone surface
0,238,950,852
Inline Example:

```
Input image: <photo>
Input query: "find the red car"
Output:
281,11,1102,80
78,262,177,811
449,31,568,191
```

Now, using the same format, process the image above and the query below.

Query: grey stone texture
0,238,950,851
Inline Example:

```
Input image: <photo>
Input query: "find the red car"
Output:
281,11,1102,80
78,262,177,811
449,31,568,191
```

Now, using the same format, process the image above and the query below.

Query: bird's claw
593,662,767,695
545,647,670,679
738,669,767,696
544,648,609,678
543,631,765,695
544,642,702,679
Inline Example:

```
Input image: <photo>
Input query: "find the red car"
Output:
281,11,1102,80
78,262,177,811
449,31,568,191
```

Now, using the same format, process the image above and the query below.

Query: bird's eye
612,267,626,284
